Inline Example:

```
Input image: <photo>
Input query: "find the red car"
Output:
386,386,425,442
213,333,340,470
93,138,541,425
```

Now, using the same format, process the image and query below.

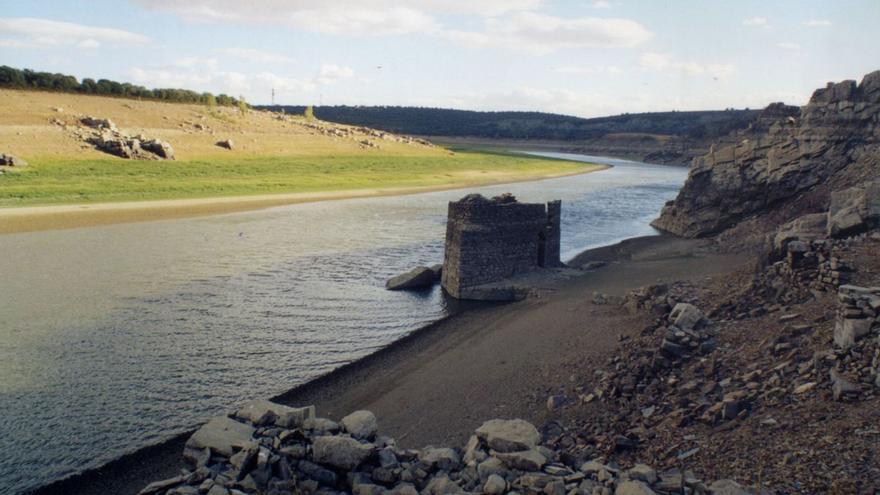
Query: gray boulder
185,416,255,458
234,399,314,427
341,410,378,439
670,303,704,330
833,318,872,349
774,213,827,250
707,479,753,494
419,447,460,471
483,474,507,495
81,117,117,131
217,139,234,150
311,436,373,470
142,139,175,160
495,448,546,471
615,480,657,495
386,266,437,290
475,418,540,453
827,181,880,237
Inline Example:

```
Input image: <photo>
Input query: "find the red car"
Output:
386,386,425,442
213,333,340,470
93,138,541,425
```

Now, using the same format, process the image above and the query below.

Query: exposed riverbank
34,233,750,495
0,165,605,234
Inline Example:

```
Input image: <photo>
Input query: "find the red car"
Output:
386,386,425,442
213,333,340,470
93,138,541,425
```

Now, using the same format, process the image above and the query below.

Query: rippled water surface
0,153,685,493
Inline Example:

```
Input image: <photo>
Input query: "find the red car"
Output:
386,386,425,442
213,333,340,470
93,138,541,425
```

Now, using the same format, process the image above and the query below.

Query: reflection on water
0,153,685,493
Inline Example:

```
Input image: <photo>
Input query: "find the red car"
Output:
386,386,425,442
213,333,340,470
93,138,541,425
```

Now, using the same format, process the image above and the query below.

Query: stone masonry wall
441,194,561,299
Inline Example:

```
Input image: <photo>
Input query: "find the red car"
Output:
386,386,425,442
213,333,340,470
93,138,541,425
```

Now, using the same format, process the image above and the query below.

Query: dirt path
35,235,750,495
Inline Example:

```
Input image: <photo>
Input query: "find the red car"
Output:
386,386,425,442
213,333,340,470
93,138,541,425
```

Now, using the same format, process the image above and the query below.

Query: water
0,153,685,493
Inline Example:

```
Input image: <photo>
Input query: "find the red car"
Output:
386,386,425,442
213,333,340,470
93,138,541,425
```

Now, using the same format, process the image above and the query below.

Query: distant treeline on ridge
260,105,761,141
0,65,241,106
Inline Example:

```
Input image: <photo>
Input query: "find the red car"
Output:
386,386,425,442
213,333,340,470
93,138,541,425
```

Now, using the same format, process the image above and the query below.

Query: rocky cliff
652,71,880,237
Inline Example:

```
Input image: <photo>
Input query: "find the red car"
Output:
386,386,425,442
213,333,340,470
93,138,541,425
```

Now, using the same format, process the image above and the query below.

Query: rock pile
652,71,880,237
139,400,754,495
77,116,176,160
833,284,880,349
0,153,27,168
298,121,432,149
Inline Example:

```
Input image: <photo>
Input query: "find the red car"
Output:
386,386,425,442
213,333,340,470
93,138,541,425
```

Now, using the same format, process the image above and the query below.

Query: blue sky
1,0,878,117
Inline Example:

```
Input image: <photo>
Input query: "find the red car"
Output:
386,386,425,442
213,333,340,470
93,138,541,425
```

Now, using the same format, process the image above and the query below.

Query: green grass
0,151,597,207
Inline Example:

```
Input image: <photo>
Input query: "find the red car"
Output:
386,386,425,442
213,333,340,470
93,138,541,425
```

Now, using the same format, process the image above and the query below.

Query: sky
1,0,879,118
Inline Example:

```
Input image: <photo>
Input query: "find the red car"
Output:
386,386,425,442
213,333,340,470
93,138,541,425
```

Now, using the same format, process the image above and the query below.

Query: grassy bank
0,151,598,207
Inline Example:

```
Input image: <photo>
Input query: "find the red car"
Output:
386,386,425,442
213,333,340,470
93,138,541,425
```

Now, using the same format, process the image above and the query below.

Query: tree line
260,105,761,141
0,66,241,106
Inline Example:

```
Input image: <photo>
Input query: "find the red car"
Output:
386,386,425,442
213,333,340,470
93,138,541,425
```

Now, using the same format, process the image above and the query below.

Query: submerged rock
386,266,437,290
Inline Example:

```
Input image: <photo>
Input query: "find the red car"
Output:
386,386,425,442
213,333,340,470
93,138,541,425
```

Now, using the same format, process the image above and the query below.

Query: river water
0,153,686,493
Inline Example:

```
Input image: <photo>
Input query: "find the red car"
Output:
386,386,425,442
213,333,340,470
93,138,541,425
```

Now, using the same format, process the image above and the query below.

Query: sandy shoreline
0,166,606,235
32,234,750,495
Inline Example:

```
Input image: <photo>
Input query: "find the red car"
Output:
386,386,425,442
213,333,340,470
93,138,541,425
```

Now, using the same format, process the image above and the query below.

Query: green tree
238,95,248,116
304,105,314,120
204,92,217,110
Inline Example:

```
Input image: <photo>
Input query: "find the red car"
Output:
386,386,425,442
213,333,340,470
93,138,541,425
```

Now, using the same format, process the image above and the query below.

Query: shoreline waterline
0,166,607,235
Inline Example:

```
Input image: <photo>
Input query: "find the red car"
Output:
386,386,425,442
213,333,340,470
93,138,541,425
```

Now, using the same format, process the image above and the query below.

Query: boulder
419,447,460,471
0,153,27,167
830,368,861,400
81,117,117,131
386,266,437,290
833,318,872,349
626,464,658,484
217,139,234,150
827,181,880,237
142,139,175,160
483,474,507,495
475,418,541,453
185,416,255,458
774,213,827,250
615,480,657,495
423,475,463,495
341,410,378,440
234,399,314,427
707,479,752,495
495,448,546,471
670,303,704,330
311,436,373,470
303,417,340,434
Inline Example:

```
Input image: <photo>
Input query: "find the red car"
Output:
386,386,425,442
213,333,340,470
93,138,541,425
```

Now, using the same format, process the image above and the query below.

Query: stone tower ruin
441,193,562,299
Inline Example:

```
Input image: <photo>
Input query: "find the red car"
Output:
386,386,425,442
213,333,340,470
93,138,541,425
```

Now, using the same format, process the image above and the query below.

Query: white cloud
220,47,294,64
134,0,539,36
803,19,831,27
639,52,734,79
553,65,621,75
129,57,351,100
137,0,541,20
0,17,150,48
777,41,801,50
742,16,769,27
444,12,652,54
0,38,34,48
592,0,612,9
317,64,355,84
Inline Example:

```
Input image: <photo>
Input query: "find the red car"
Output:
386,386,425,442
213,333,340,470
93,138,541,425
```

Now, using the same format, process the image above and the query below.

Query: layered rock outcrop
653,71,880,237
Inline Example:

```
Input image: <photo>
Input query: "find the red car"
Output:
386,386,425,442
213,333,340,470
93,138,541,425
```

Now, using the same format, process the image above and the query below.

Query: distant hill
258,105,762,141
